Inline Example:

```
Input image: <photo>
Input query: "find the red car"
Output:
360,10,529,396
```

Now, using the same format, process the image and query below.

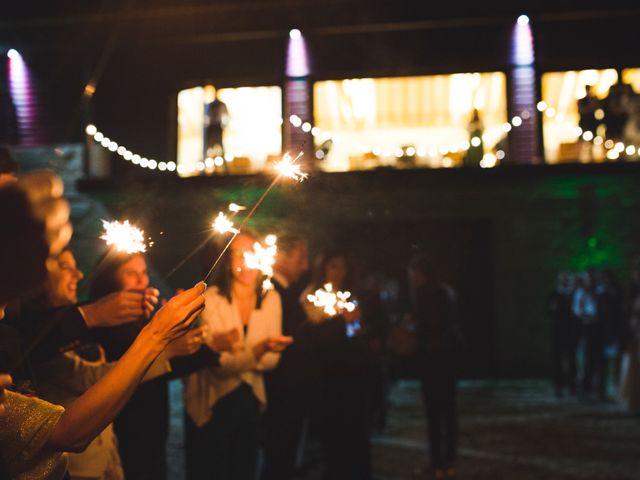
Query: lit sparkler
244,235,278,291
100,220,147,254
202,152,306,282
212,212,239,235
273,152,307,182
306,283,356,316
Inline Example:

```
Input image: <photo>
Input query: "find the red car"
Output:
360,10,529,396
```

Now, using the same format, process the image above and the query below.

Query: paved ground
168,379,640,480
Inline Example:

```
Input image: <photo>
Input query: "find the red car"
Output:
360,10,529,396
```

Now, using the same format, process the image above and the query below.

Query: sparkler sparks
100,220,147,254
212,212,239,235
228,203,246,213
273,152,307,182
243,236,278,291
306,283,356,316
202,153,306,283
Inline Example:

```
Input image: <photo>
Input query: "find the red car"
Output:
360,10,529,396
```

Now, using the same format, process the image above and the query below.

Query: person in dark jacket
408,253,460,479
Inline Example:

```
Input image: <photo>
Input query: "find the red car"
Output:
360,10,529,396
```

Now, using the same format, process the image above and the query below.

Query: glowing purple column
508,15,539,164
284,29,313,164
7,49,38,146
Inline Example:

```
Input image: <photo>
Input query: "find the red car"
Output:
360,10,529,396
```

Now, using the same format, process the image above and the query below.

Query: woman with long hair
184,231,291,480
89,250,219,480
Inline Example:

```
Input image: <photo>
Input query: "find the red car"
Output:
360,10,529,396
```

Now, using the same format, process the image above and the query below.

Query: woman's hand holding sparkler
140,282,206,348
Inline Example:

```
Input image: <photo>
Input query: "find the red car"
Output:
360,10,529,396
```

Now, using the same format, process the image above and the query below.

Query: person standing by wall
408,253,461,479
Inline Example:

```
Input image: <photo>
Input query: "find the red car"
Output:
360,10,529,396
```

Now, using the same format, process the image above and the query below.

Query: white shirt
183,286,282,427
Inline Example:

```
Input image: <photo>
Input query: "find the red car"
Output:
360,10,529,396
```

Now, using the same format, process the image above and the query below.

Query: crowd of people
548,262,640,412
0,146,463,480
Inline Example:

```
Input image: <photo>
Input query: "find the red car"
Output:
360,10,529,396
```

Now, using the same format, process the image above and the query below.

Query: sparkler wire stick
202,179,279,283
163,233,215,280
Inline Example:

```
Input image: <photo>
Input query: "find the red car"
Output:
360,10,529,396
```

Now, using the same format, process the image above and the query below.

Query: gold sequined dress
0,391,68,480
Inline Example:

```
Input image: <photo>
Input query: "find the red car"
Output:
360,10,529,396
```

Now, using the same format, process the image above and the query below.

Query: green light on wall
571,236,621,271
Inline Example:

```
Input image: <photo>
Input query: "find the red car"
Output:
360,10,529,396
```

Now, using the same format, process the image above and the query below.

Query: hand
81,289,160,328
160,288,184,307
253,336,292,360
0,374,12,417
142,288,160,318
165,326,207,359
266,335,294,352
209,328,239,352
143,282,206,348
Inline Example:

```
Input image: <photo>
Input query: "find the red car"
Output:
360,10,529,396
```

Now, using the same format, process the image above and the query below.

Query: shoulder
262,289,282,309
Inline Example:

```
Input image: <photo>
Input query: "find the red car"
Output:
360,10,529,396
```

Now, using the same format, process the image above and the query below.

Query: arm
45,282,205,453
12,289,159,365
167,347,220,379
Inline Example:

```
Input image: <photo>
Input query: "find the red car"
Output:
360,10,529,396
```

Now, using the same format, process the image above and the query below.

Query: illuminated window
313,73,507,171
177,85,282,176
541,68,640,163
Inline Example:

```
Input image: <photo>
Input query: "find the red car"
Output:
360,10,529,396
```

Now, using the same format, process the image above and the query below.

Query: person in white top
184,232,292,480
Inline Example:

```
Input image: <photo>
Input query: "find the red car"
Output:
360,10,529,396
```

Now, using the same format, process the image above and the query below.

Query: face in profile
46,250,84,307
116,255,149,290
230,234,259,287
324,256,348,289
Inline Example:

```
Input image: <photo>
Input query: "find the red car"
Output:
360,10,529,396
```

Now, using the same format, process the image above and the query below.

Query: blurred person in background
302,249,373,480
408,253,461,479
572,270,601,399
549,271,578,398
620,256,640,414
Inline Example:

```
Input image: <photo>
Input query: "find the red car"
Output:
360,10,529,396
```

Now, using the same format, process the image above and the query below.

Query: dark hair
311,248,354,292
0,146,18,175
201,230,264,307
275,231,306,255
89,250,141,300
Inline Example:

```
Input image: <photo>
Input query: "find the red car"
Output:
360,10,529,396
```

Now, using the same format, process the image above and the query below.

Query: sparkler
273,152,307,182
100,220,147,254
212,212,239,234
163,203,247,280
306,282,356,316
202,152,306,283
243,235,277,292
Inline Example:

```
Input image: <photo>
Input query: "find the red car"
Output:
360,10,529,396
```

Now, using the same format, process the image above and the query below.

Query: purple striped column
284,29,313,166
508,16,540,164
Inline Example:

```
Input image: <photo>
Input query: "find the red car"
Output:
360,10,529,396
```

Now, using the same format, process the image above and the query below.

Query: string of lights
85,108,533,174
287,110,534,169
